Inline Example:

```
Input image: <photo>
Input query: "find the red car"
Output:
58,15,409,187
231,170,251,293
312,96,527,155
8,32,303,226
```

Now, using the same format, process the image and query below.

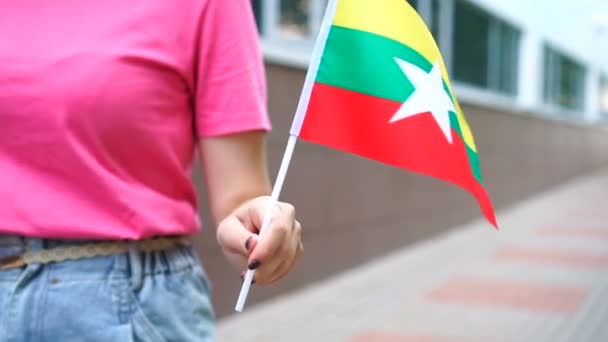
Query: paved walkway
217,168,608,342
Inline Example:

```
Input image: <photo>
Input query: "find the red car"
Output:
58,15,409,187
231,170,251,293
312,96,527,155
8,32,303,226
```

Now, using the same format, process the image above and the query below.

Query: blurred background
192,0,608,331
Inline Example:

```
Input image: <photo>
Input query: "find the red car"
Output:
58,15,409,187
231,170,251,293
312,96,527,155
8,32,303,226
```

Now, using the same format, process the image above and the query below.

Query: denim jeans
0,236,215,341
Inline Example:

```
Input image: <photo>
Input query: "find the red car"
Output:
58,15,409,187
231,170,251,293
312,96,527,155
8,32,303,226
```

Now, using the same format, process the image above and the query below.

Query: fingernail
247,259,261,270
241,274,255,285
244,236,253,251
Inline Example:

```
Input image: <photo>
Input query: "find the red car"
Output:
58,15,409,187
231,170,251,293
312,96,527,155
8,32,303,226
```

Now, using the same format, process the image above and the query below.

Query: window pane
407,0,436,40
601,75,608,117
573,63,586,109
497,22,520,95
252,0,263,33
430,0,441,41
543,46,554,104
453,0,490,88
559,55,571,107
561,57,585,110
280,0,311,39
543,46,587,111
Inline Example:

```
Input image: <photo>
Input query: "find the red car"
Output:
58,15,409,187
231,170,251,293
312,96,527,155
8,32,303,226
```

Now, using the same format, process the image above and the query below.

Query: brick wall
192,64,608,318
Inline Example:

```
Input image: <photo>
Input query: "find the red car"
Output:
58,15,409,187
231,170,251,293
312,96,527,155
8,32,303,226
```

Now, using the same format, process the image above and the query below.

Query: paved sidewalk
217,168,608,342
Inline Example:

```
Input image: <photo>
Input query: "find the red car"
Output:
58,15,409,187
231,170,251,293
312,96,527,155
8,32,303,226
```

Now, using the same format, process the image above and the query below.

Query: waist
0,234,193,270
0,236,204,290
0,234,192,248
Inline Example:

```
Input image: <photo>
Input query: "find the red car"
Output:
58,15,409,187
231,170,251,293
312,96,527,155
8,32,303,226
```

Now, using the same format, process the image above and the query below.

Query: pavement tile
490,246,608,269
425,276,588,314
216,169,608,342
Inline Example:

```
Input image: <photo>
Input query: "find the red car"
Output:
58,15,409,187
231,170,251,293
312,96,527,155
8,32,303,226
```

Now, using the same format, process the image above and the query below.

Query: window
543,46,587,111
252,0,263,32
408,0,440,41
430,0,441,41
255,0,441,52
253,0,326,45
600,74,608,117
493,21,520,94
452,0,520,95
255,0,521,98
453,1,490,88
279,0,311,39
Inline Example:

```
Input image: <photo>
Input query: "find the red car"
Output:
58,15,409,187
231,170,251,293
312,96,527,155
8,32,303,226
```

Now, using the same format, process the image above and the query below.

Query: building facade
198,0,608,318
253,0,608,121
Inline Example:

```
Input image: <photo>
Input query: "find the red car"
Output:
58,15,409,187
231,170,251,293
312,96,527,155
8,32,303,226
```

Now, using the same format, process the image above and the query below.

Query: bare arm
198,130,271,224
198,130,302,285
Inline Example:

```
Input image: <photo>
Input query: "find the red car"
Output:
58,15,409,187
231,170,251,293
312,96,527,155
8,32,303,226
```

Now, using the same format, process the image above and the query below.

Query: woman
0,1,302,341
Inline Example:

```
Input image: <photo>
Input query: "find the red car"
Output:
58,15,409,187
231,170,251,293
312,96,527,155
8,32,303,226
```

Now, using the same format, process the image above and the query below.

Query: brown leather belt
0,236,191,270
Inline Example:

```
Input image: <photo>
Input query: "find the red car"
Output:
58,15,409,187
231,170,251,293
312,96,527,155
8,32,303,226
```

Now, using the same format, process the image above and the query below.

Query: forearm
212,177,271,225
198,131,272,224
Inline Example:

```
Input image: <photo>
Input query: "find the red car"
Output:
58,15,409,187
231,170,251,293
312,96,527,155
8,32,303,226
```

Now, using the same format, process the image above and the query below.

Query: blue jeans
0,236,215,341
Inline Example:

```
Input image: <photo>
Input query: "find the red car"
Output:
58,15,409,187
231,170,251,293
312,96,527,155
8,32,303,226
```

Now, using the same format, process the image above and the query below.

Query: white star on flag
389,57,456,143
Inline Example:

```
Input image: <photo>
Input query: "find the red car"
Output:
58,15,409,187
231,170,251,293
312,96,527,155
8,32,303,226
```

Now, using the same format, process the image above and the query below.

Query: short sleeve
194,0,271,137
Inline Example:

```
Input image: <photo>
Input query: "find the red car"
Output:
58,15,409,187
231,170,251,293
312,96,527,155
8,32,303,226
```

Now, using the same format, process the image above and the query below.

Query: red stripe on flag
299,83,496,226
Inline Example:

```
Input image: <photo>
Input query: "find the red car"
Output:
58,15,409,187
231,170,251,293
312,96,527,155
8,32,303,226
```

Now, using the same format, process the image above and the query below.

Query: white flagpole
235,134,297,312
235,0,339,313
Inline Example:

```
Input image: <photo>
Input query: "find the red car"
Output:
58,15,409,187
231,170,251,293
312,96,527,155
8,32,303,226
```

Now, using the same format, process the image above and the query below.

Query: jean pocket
41,276,135,341
128,266,215,342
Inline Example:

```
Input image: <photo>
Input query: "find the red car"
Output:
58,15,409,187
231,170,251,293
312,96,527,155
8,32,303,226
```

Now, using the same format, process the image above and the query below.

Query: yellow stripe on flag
333,0,444,79
332,0,477,152
453,101,477,151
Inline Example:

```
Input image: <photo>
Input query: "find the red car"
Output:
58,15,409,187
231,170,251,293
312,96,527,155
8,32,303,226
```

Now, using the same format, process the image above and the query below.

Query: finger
253,242,290,285
232,196,280,233
248,198,295,233
216,216,259,256
263,241,303,285
240,273,256,285
268,224,302,284
276,202,296,224
255,222,302,285
246,201,295,262
247,208,295,270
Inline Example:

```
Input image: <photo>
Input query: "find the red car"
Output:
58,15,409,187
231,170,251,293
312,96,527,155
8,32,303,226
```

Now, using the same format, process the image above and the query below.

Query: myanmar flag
290,0,497,227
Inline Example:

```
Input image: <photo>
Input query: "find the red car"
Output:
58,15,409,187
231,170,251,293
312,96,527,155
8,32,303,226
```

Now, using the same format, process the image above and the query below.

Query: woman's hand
198,131,301,285
216,196,303,285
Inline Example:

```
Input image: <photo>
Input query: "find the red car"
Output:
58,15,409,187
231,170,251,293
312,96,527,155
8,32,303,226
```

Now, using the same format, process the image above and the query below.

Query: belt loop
128,242,143,292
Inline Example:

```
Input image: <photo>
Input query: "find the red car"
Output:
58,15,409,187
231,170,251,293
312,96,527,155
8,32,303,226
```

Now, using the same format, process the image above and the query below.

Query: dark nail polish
248,259,261,270
241,274,255,285
245,236,253,251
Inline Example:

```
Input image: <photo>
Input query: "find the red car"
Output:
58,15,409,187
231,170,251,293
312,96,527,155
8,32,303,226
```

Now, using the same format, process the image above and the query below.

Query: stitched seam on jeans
128,292,167,342
114,278,131,325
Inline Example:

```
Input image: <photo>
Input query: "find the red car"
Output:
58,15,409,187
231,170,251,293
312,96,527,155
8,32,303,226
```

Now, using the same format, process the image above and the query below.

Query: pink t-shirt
0,1,270,239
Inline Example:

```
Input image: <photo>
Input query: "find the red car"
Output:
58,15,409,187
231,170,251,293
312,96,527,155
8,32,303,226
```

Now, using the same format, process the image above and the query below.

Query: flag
290,0,497,227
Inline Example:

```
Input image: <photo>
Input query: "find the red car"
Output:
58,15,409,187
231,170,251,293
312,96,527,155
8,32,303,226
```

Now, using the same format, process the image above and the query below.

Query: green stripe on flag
316,25,431,103
450,111,482,183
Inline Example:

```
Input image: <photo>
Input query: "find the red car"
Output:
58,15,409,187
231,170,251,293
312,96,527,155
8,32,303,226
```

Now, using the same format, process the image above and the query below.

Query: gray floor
217,168,608,342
